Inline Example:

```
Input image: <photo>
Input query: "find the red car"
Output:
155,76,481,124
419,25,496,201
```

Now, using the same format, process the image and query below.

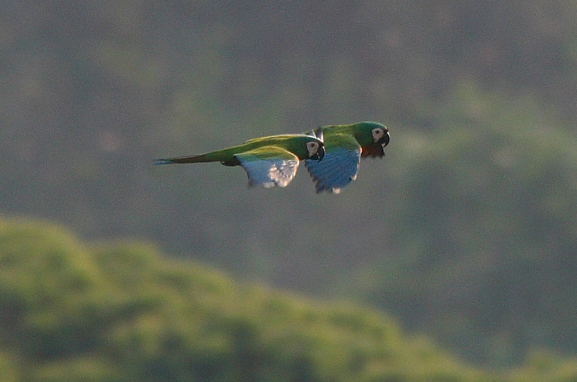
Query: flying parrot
304,121,390,193
154,134,325,188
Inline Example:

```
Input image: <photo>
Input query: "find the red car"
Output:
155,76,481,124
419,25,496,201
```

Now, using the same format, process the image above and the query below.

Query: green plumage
155,134,321,166
154,133,325,189
154,122,388,192
314,121,389,156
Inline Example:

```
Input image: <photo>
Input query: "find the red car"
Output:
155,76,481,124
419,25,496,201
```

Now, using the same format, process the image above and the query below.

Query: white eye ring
372,128,384,142
306,141,319,154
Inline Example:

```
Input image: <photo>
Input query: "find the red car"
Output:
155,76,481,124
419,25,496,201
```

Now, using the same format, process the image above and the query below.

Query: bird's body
305,121,390,193
155,134,325,188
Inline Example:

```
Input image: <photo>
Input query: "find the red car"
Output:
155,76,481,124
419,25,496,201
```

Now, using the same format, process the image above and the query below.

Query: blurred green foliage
3,217,577,381
0,218,464,381
344,82,577,365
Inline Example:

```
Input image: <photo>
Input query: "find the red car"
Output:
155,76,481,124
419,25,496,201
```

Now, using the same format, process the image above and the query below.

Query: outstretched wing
235,146,300,188
305,134,361,194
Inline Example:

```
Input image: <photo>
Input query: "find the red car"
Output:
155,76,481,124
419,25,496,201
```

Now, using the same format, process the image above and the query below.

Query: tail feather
153,153,212,165
153,159,174,165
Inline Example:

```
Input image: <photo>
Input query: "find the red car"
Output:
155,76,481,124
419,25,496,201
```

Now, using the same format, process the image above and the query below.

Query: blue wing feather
305,146,361,193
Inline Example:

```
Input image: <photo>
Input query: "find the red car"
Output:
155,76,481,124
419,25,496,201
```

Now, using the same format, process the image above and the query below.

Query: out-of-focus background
3,1,577,380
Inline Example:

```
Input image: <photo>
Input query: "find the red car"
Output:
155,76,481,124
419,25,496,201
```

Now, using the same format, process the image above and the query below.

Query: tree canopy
3,217,577,381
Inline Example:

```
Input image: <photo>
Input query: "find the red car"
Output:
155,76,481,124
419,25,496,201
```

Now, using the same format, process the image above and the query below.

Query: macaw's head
354,121,390,146
305,137,325,161
351,121,390,158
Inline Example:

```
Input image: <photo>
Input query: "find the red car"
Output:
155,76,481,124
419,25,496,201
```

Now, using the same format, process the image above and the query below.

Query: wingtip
247,179,276,189
315,185,342,194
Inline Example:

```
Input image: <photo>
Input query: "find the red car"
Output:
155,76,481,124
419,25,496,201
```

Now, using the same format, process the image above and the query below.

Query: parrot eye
306,141,319,154
372,128,384,141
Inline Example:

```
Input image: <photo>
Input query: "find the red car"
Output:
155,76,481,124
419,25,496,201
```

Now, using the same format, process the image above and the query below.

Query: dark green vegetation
349,86,577,365
2,217,577,382
3,1,577,366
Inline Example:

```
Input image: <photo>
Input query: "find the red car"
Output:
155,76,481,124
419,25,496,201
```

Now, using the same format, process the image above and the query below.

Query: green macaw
155,134,325,188
304,121,390,193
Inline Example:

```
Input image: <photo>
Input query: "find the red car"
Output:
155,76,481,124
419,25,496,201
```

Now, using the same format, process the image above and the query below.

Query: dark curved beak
382,131,390,147
310,145,326,161
313,127,324,141
380,131,390,157
306,127,324,140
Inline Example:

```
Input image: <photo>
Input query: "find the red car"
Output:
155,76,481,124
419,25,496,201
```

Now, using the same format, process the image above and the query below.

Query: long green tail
154,145,243,165
153,153,214,165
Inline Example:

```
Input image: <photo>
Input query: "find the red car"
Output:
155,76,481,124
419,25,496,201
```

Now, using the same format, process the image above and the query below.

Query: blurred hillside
2,0,577,366
3,217,577,382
